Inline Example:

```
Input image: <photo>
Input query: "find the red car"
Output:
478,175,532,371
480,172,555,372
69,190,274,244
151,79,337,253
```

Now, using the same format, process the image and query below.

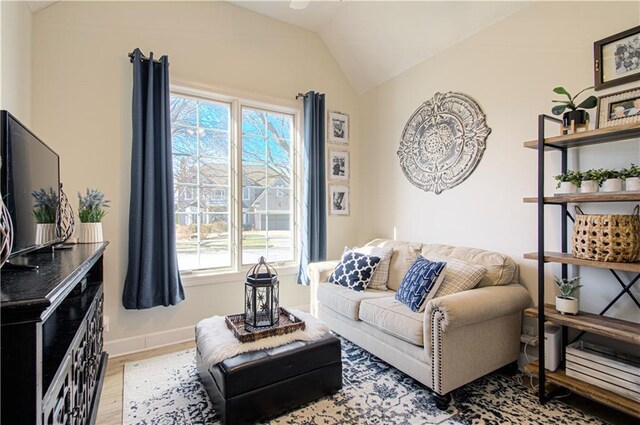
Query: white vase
78,222,103,243
626,177,640,191
556,182,577,194
579,180,599,193
35,223,57,245
601,178,622,192
555,296,578,315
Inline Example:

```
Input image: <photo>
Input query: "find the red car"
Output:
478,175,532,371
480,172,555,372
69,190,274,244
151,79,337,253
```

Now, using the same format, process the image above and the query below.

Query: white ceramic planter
555,296,578,315
35,223,57,245
579,180,599,193
601,178,622,192
78,222,103,243
556,182,578,194
626,177,640,191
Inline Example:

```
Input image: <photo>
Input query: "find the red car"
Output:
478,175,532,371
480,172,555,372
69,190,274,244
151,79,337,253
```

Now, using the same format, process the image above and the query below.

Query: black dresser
1,243,109,425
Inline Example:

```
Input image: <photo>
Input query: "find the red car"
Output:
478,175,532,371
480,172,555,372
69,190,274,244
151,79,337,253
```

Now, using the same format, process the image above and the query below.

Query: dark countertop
1,242,108,321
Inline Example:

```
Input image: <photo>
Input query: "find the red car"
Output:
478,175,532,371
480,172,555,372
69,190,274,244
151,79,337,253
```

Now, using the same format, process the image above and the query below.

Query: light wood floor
96,341,196,425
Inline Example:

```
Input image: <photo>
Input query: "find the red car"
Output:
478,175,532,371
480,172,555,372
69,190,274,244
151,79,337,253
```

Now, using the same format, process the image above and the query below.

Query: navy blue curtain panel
297,91,327,285
123,48,185,309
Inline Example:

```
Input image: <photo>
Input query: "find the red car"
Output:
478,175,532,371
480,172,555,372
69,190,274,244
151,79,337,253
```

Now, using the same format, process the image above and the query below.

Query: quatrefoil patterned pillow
329,249,382,291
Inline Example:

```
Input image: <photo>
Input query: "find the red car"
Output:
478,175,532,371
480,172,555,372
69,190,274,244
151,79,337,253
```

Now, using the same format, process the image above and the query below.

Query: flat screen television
1,110,61,262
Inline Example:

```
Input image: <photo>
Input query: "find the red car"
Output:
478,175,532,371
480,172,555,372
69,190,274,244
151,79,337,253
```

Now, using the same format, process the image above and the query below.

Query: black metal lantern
245,256,280,330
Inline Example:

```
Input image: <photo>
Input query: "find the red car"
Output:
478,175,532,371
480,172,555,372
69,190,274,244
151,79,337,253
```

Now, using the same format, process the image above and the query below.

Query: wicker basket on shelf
572,205,640,263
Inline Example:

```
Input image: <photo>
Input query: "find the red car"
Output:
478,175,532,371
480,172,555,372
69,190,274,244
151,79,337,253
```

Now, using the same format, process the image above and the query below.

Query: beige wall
357,1,640,322
31,1,360,343
1,0,32,124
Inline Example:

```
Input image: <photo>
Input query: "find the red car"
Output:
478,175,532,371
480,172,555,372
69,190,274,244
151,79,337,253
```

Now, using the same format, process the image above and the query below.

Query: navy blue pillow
395,256,447,312
329,250,382,291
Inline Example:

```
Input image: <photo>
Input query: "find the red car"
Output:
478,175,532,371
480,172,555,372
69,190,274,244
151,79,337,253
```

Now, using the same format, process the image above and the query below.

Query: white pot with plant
600,169,622,192
579,169,602,193
554,276,582,315
77,188,110,243
621,164,640,191
554,171,581,194
31,188,59,245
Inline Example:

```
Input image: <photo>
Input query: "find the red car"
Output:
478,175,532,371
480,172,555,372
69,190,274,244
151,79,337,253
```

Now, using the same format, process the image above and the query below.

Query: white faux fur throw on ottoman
195,309,330,366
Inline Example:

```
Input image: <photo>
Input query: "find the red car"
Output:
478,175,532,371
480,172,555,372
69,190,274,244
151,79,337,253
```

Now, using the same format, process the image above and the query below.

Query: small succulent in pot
551,86,598,127
554,276,582,315
621,164,640,191
31,187,59,224
78,188,110,223
554,170,582,193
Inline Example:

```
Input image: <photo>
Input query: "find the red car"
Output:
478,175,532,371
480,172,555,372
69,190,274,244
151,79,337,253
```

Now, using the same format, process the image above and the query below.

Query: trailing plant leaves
576,95,598,110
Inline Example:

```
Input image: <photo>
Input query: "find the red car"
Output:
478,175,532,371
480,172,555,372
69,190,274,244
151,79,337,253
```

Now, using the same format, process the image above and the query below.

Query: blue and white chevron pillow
395,256,447,312
329,249,382,291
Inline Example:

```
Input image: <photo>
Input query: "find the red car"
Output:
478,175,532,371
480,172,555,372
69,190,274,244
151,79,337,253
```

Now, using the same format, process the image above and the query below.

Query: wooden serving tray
225,307,306,343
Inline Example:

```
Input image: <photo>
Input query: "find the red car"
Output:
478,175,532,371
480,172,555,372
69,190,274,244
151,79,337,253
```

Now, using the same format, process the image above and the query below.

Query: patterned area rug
123,336,605,425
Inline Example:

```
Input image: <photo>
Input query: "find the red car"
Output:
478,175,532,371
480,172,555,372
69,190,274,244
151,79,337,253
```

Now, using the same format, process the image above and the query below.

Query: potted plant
600,169,622,192
551,86,598,128
621,164,640,191
554,170,582,194
554,276,582,315
77,188,110,243
580,169,603,193
31,188,59,245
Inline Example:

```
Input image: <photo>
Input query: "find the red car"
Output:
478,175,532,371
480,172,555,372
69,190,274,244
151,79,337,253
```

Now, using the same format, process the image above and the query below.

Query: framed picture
596,87,640,128
328,111,349,144
594,25,640,91
329,185,349,216
328,149,349,181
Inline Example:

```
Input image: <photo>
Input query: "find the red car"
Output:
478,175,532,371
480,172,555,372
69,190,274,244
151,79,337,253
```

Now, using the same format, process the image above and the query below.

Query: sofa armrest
425,284,531,332
308,260,339,316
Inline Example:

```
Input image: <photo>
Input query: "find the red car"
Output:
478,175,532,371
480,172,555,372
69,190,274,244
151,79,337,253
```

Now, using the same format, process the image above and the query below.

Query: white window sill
180,264,299,287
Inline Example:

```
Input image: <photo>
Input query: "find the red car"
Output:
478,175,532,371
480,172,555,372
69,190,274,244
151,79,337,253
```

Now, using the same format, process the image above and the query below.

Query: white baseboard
105,303,310,358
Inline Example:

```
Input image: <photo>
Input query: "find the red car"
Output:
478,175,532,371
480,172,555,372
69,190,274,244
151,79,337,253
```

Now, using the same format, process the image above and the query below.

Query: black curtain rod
128,51,162,64
296,92,308,100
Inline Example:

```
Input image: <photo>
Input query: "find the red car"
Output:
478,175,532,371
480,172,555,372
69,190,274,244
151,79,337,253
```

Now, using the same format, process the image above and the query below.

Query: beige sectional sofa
309,239,531,408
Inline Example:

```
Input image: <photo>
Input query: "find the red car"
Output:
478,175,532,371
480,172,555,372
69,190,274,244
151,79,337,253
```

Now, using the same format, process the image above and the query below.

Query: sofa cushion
365,239,422,291
329,249,382,291
395,256,447,312
425,255,487,298
421,244,516,287
317,284,391,320
359,297,425,346
352,245,393,290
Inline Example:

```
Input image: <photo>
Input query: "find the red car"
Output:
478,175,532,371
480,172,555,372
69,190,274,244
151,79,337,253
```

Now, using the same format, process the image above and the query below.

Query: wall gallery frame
328,149,349,181
594,25,640,91
329,185,349,216
328,111,349,144
596,87,640,128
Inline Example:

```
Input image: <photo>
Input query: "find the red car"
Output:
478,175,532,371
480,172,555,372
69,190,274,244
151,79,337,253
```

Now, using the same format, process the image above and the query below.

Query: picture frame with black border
328,111,349,144
328,149,349,181
596,87,640,128
329,185,349,216
594,25,640,91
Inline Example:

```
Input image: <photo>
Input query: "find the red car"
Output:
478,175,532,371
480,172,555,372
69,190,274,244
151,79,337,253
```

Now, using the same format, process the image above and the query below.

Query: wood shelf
523,251,640,273
524,361,640,418
524,304,640,345
523,122,640,150
523,191,640,204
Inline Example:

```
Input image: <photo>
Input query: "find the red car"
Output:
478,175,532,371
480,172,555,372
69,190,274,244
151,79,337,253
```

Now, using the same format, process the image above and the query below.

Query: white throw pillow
427,255,487,298
351,245,394,290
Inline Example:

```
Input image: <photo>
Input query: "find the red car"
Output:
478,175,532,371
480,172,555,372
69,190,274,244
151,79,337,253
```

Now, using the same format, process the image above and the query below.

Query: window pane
242,109,266,137
171,97,197,127
266,214,293,262
201,129,229,158
200,187,228,213
242,134,266,164
173,155,197,184
172,126,197,155
268,136,290,165
242,213,267,265
174,186,198,213
267,113,292,140
199,102,229,130
200,158,228,187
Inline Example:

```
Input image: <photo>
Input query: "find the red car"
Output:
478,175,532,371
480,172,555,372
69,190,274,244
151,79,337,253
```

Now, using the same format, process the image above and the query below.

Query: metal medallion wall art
397,92,491,195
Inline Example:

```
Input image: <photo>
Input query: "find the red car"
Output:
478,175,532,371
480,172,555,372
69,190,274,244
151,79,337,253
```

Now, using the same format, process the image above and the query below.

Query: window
171,90,298,273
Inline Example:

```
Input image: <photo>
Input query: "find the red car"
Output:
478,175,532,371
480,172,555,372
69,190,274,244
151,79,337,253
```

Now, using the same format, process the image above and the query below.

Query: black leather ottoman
196,333,342,425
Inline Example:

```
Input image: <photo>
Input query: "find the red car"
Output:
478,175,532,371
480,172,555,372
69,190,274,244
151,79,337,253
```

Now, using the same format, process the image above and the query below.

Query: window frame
170,84,302,283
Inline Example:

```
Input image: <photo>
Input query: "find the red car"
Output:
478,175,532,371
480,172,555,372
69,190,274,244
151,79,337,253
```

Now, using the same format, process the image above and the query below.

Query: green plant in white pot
77,188,110,243
31,188,59,245
580,169,603,193
554,276,582,315
554,170,582,194
600,169,622,193
621,164,640,191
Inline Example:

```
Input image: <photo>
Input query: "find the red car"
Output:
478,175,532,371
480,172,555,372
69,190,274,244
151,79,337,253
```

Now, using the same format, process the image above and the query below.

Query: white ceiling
26,1,58,13
232,1,530,94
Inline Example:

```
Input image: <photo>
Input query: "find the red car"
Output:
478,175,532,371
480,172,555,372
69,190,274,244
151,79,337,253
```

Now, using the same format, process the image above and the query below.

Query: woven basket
572,205,640,263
